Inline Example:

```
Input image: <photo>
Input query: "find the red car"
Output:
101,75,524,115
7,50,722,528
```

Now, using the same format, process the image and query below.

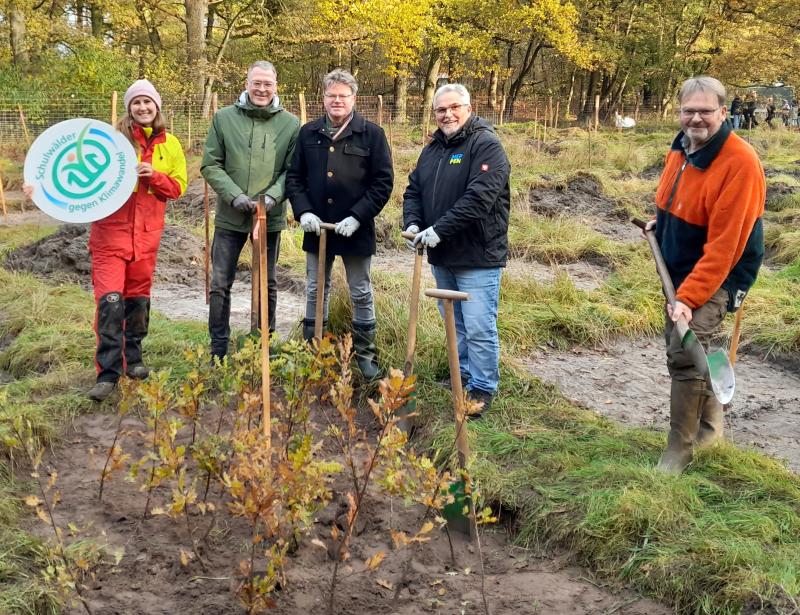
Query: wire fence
0,92,679,150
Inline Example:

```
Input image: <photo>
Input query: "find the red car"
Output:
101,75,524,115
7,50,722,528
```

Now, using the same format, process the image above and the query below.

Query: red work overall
88,125,185,383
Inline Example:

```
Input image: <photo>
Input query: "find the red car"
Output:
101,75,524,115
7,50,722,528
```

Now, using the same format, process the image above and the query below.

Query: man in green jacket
201,60,300,361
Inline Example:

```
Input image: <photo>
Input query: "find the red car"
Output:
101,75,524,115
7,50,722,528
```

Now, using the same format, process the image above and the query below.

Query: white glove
414,226,441,249
335,216,360,237
404,224,419,249
300,212,322,236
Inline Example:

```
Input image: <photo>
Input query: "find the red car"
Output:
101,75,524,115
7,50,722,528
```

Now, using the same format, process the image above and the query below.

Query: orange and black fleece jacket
654,122,765,311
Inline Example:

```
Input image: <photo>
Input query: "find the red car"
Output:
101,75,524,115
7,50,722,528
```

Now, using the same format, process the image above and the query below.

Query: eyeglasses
323,93,354,100
250,81,276,90
680,108,720,119
434,103,468,117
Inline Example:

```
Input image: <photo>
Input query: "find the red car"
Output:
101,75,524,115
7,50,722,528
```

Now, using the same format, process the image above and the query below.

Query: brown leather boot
657,379,704,474
695,391,724,448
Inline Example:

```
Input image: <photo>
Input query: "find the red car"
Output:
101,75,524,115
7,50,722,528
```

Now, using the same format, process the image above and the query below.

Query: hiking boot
302,318,316,343
466,389,494,420
352,321,380,380
87,381,116,402
126,364,151,380
657,379,703,474
695,391,724,448
124,297,150,371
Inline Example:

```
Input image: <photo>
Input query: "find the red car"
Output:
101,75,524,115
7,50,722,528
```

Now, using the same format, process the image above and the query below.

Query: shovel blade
707,348,735,405
680,329,735,404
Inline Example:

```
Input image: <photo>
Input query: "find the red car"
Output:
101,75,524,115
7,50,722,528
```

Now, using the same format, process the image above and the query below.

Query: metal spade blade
633,218,736,404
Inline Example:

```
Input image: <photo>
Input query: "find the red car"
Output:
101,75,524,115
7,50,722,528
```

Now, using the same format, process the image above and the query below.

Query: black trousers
208,226,280,358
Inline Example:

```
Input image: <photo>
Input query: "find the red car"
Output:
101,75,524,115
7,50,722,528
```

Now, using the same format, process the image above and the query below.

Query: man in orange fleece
646,76,765,474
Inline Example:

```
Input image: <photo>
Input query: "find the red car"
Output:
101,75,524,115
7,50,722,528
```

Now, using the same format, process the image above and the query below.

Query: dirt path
522,337,800,470
55,410,669,615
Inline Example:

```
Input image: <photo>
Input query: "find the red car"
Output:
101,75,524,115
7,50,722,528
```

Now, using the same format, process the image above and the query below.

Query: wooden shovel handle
729,302,745,366
425,288,470,302
404,248,424,375
631,218,677,305
257,197,271,445
400,230,417,240
319,222,336,231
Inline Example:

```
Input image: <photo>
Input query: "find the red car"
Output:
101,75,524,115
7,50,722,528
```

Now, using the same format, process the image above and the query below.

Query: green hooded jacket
201,93,300,233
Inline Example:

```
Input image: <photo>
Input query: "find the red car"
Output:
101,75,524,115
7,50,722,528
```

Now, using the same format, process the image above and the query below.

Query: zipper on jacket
431,149,448,213
664,159,688,214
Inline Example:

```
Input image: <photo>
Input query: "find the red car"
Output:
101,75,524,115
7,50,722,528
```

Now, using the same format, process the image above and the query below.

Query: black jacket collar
310,111,366,138
670,121,731,170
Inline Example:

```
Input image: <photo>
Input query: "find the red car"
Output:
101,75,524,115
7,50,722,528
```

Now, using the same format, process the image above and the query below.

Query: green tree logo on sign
51,124,113,199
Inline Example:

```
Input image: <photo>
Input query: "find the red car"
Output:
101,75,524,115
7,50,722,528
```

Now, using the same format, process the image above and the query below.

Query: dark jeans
209,227,280,358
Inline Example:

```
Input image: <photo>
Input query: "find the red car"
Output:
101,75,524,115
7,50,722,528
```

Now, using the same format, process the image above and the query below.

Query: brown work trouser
664,288,729,381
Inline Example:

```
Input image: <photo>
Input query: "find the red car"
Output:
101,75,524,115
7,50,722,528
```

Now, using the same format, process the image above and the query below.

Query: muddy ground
523,338,800,471
3,217,308,338
5,174,800,613
51,400,669,615
528,174,641,243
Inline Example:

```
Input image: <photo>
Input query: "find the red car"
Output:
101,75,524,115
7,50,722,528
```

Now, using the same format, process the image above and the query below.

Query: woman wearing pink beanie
85,78,187,401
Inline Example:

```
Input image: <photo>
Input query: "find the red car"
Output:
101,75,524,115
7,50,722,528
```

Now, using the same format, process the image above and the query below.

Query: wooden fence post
554,100,560,130
111,91,118,126
377,94,384,126
594,94,600,131
500,94,507,125
170,112,174,135
187,110,192,153
298,91,307,125
0,175,7,226
18,104,31,146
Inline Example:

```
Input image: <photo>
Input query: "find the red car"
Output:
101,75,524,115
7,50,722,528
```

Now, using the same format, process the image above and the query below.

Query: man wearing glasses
202,61,300,362
645,76,765,473
286,69,393,379
403,84,510,417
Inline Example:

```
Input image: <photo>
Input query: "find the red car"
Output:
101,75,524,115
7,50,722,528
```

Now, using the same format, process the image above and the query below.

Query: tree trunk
507,35,543,115
421,51,440,123
564,69,576,119
205,3,215,43
488,70,498,110
393,68,408,124
90,3,104,37
185,0,208,103
581,70,599,119
9,0,29,68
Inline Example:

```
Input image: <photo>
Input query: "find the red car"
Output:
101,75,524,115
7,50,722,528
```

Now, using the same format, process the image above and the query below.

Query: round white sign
23,118,138,223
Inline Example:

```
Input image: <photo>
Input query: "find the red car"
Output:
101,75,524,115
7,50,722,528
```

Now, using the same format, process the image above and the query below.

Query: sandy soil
51,404,669,615
523,337,800,470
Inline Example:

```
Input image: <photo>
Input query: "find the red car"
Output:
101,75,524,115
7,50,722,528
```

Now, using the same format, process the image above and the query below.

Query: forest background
1,0,799,127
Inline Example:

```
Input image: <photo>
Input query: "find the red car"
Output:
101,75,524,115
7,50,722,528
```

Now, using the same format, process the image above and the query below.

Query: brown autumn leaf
376,578,394,590
365,551,386,570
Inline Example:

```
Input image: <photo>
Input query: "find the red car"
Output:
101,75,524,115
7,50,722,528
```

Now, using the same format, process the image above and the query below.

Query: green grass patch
0,265,213,612
0,225,58,259
420,366,800,614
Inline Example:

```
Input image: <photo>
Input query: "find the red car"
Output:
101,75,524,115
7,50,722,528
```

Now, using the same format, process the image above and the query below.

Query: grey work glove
231,193,256,214
300,212,322,236
262,194,277,211
414,226,441,249
404,224,419,250
335,216,360,237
